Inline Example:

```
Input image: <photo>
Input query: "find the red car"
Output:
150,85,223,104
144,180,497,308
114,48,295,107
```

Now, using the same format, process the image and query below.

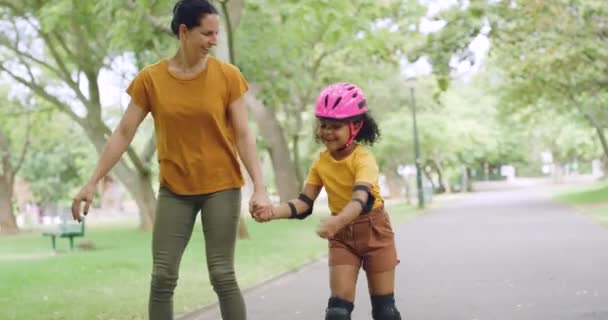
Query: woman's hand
71,183,96,222
249,190,271,217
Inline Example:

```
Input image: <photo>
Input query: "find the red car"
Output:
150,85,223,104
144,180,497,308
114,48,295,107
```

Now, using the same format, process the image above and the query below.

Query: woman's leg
149,187,199,320
326,265,360,320
200,188,245,320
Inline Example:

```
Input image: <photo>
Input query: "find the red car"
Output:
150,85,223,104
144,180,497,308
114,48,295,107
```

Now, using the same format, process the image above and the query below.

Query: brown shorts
328,206,399,273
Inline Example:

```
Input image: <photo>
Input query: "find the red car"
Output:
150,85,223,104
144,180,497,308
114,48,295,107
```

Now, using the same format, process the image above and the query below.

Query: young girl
254,83,402,320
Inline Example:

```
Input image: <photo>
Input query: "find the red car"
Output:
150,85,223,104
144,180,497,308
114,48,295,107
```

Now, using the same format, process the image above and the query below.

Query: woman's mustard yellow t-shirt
126,57,248,195
306,145,384,215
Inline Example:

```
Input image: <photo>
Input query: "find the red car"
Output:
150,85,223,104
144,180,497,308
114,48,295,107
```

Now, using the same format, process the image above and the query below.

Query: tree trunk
461,165,473,192
85,127,155,230
238,220,250,238
595,127,608,164
235,161,252,239
0,177,18,234
217,0,255,239
552,162,564,183
404,175,412,204
106,160,155,231
432,158,447,193
218,0,301,201
425,159,446,193
422,167,436,192
128,174,156,229
466,167,473,192
0,127,19,234
483,162,490,181
245,91,301,201
292,134,304,187
385,167,403,199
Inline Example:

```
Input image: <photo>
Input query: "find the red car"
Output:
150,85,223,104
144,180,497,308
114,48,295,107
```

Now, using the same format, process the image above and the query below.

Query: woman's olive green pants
149,186,245,320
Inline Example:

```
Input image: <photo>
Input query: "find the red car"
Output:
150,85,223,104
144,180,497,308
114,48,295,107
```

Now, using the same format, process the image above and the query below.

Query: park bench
42,218,85,251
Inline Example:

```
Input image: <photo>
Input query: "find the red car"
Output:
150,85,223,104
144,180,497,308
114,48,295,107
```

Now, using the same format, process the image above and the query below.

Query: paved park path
181,181,608,320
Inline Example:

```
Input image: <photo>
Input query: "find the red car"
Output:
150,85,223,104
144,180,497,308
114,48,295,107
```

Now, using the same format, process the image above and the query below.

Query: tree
122,0,304,201
421,0,608,171
19,112,95,208
492,0,608,167
235,0,426,193
102,0,431,201
0,94,31,233
0,0,162,230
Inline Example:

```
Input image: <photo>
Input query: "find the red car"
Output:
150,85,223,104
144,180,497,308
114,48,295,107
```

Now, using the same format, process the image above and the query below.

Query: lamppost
407,77,424,209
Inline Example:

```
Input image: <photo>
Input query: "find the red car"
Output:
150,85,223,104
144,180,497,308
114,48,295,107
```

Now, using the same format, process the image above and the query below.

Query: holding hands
249,185,348,239
249,191,273,222
251,203,274,222
249,196,344,240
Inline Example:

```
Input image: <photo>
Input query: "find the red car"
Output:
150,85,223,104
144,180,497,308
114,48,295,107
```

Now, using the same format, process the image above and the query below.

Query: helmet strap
339,120,364,151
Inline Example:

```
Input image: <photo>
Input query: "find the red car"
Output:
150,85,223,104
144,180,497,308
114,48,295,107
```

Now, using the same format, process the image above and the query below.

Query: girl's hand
316,216,342,239
253,205,274,223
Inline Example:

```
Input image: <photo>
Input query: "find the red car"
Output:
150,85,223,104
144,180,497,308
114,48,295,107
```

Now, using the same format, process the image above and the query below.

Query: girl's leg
326,265,360,320
366,269,395,295
200,188,245,320
149,187,199,320
366,269,401,320
364,208,401,320
330,265,360,301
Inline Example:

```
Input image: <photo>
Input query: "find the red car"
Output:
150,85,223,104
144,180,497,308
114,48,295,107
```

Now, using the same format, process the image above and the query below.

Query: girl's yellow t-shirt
306,145,384,214
126,57,248,195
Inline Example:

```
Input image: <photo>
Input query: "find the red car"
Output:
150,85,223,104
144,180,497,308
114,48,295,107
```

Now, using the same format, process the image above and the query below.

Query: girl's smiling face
317,119,350,153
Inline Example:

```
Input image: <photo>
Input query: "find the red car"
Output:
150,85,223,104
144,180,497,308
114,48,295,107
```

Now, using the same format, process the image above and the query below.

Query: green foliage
236,0,424,102
19,118,95,205
2,0,604,199
0,90,95,205
1,101,96,205
235,0,428,179
423,0,607,170
492,1,607,118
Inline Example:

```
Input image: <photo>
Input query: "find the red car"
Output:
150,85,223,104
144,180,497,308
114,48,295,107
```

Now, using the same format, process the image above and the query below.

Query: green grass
555,181,608,228
0,202,416,320
555,182,608,204
590,206,608,228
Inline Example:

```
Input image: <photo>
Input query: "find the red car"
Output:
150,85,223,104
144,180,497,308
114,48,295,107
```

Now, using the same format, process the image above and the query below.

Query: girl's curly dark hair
354,112,381,145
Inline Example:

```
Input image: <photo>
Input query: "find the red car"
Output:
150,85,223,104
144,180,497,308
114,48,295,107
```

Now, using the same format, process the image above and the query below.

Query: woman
71,1,269,319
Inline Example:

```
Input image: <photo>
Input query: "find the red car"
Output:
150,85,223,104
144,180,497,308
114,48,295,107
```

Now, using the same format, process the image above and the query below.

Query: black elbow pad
294,210,313,220
288,194,314,220
295,193,314,219
352,185,375,214
297,193,314,207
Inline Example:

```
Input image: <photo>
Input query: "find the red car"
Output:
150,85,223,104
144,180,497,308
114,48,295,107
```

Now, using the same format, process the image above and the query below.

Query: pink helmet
315,83,368,150
315,83,368,119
